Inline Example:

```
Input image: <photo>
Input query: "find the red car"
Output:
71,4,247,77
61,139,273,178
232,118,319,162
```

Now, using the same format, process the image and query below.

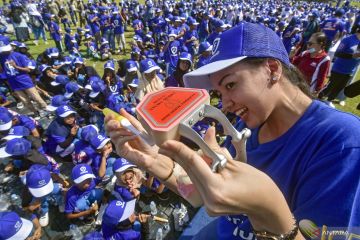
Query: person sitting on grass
65,164,103,224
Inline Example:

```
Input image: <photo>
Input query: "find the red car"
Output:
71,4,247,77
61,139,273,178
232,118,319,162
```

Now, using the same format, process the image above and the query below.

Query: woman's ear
266,58,282,82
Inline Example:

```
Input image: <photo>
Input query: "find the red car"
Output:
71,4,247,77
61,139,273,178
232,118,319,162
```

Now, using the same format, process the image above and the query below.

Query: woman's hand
105,108,159,170
159,127,295,235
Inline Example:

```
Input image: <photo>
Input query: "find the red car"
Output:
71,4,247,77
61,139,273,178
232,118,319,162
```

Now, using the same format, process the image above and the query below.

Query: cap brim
7,217,33,240
179,57,192,65
29,178,54,198
51,81,61,86
183,56,247,89
115,164,136,173
128,83,138,87
0,120,12,131
64,92,74,99
46,105,58,111
0,146,11,158
144,66,160,74
59,110,76,117
127,67,137,72
120,199,136,222
89,91,100,98
96,138,111,149
0,45,12,52
2,135,23,141
73,173,96,184
85,84,92,90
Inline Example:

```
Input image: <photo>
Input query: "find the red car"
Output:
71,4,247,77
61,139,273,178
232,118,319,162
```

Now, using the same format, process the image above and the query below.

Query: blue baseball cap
102,199,136,226
39,64,51,73
198,41,213,54
80,124,99,142
0,35,12,52
89,81,106,98
183,22,290,89
2,126,30,141
46,95,69,111
56,105,76,118
51,75,70,86
113,158,136,173
85,76,102,90
126,60,137,72
73,57,84,65
26,164,54,198
179,52,193,65
0,212,33,240
140,59,160,73
71,164,96,184
90,134,111,150
101,38,109,45
128,78,139,87
0,111,13,131
0,138,31,158
104,60,115,71
64,82,83,99
18,42,28,49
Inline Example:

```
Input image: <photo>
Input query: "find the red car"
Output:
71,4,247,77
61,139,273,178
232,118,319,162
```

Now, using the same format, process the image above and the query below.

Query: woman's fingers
159,140,217,199
119,108,146,132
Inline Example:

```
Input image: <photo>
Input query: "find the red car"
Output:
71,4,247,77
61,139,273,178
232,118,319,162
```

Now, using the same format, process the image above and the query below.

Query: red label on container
137,88,209,130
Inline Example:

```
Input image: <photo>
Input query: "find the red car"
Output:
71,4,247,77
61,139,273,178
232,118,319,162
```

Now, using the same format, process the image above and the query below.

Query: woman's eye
225,82,235,90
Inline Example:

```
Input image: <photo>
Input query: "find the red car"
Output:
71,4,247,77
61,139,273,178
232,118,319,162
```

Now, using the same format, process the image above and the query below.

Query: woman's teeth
235,107,248,117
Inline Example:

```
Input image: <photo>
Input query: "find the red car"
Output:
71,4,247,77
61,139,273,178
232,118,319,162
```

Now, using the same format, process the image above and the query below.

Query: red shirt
292,51,330,92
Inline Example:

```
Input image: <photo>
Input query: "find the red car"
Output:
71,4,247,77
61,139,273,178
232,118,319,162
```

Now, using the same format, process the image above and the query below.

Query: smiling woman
105,22,360,240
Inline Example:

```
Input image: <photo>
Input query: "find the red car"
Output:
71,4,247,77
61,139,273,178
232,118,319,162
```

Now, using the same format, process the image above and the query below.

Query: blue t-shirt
0,52,35,91
197,55,211,68
48,21,61,41
112,15,124,34
44,118,71,154
102,223,141,240
64,180,96,214
220,100,360,239
321,17,344,41
15,114,37,131
331,34,360,75
112,184,135,202
88,14,101,34
73,140,96,165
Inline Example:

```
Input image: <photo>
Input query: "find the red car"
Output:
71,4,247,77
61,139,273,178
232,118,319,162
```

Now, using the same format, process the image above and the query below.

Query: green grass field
13,22,359,117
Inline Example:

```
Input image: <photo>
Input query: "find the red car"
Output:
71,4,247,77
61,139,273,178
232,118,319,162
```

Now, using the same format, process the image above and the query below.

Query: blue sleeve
336,37,350,53
18,115,36,131
90,154,102,176
51,134,66,143
292,147,360,228
65,192,77,214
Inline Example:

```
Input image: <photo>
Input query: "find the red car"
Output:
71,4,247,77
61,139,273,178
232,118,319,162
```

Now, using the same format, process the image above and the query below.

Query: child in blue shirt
111,158,145,202
65,164,103,222
72,124,98,165
89,134,116,184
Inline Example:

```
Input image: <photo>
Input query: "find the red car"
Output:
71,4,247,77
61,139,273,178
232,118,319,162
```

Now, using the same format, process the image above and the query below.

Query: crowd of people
0,0,359,239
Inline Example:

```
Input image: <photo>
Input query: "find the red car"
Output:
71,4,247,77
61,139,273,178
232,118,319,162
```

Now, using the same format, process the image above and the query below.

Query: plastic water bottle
10,194,21,206
69,224,83,240
150,201,157,215
155,227,163,240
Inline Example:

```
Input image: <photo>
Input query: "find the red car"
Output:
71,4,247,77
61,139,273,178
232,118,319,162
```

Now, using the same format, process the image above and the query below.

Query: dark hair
242,58,313,98
311,32,327,49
